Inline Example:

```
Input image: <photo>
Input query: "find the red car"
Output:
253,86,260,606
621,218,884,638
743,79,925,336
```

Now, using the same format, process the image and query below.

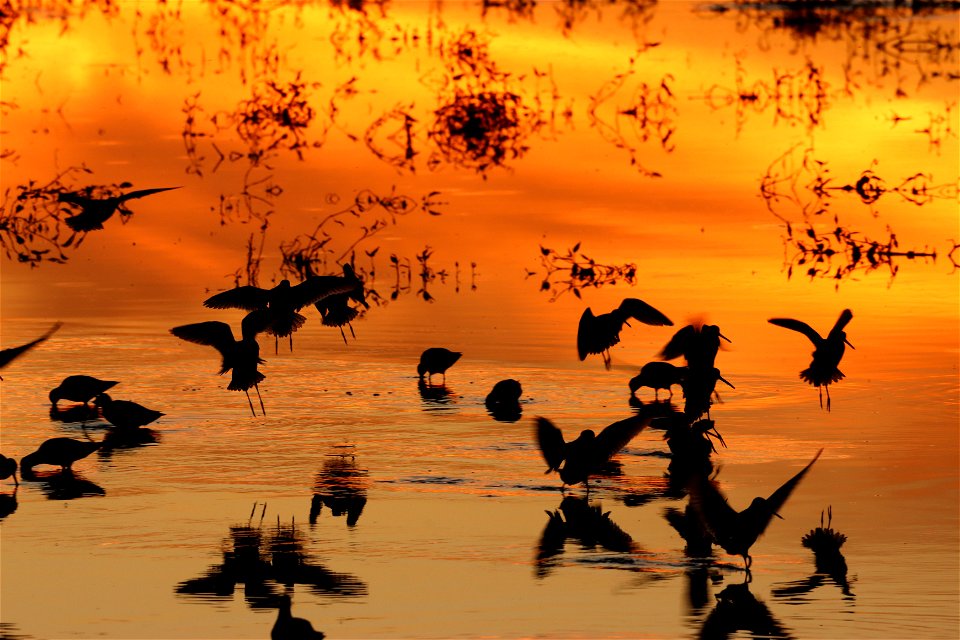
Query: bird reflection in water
24,469,106,500
176,507,367,608
98,426,160,459
700,581,794,640
58,186,179,232
772,506,854,600
485,378,523,422
49,402,101,425
272,590,325,640
535,495,636,579
310,449,369,527
418,378,457,408
0,486,17,520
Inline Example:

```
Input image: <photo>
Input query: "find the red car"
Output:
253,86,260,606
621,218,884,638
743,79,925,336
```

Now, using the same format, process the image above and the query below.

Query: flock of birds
0,277,856,637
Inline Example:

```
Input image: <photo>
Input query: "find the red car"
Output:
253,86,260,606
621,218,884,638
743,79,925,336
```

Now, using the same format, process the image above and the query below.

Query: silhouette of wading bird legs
688,448,823,574
536,415,649,489
629,361,686,400
577,298,673,369
417,348,461,385
170,312,269,417
313,264,369,344
1,454,18,486
0,322,62,380
204,276,354,354
19,437,102,477
659,323,731,369
768,309,854,411
59,186,180,232
49,375,119,405
94,393,164,429
272,592,325,640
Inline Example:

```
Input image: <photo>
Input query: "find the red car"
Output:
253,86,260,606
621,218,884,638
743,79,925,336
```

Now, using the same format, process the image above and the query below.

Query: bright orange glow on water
1,1,958,638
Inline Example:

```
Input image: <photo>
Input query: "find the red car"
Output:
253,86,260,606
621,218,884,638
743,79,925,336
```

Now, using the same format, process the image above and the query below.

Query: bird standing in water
0,322,62,379
49,375,119,405
0,454,18,486
95,394,164,429
536,415,648,488
629,361,686,400
271,593,325,640
313,264,369,344
768,309,854,411
59,186,180,232
19,437,102,476
658,322,731,370
577,298,673,369
170,311,270,416
688,448,823,573
417,348,461,385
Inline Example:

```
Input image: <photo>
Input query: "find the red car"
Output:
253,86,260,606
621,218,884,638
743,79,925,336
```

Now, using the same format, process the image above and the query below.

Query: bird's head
93,393,112,407
48,388,61,404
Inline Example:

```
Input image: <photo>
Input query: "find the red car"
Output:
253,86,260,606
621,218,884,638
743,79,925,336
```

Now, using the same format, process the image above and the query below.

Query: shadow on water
485,378,523,423
176,508,367,608
418,379,457,409
0,487,18,520
21,469,106,501
699,581,794,640
310,449,369,528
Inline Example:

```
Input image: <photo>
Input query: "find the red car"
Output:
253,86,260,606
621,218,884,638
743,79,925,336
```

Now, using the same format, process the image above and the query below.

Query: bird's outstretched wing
289,276,355,310
203,287,270,310
117,186,181,202
831,309,854,334
594,414,647,462
0,322,62,370
658,324,696,361
765,448,823,516
576,308,614,360
241,309,273,340
618,298,673,327
687,474,738,544
768,318,823,344
536,417,567,472
170,321,236,356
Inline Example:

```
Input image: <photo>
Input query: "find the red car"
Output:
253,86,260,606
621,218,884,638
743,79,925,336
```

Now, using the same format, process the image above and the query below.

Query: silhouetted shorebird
313,264,369,344
95,393,164,429
659,322,730,369
629,361,686,399
19,437,102,476
577,298,673,369
170,312,269,416
485,379,522,421
271,593,325,640
204,276,352,353
536,415,648,488
59,186,179,231
49,375,119,405
0,454,18,486
0,322,61,379
417,348,461,385
768,309,853,411
681,367,734,420
688,448,823,572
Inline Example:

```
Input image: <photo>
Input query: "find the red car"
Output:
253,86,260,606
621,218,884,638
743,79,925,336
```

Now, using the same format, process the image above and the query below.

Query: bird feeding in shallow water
629,361,686,400
536,415,648,488
0,322,62,380
687,448,823,573
485,379,523,421
0,454,18,486
95,394,164,429
170,312,269,417
19,437,102,476
417,348,461,385
768,309,853,411
49,375,119,406
59,186,180,232
577,298,673,369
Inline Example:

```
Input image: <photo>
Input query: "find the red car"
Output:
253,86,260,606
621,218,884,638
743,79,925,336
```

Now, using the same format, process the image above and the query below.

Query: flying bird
536,414,648,488
417,348,461,385
19,437,102,476
768,309,854,411
170,312,270,416
313,264,369,344
688,448,823,572
577,298,673,369
0,322,62,379
49,375,119,405
59,186,180,232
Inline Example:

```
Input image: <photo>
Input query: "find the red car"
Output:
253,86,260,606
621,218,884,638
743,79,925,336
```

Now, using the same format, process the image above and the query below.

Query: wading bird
688,448,823,573
271,592,325,640
768,309,854,411
536,414,648,488
19,437,102,475
659,322,731,370
680,367,735,420
170,312,269,417
629,361,686,400
0,454,18,486
417,348,461,385
0,322,62,379
204,276,352,353
313,264,369,344
95,394,164,429
49,375,119,405
60,186,180,232
485,378,523,421
577,298,673,369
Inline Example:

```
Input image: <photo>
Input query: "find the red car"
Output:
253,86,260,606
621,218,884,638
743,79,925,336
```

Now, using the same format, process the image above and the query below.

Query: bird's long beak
720,332,732,343
773,511,784,520
845,338,855,350
719,376,735,389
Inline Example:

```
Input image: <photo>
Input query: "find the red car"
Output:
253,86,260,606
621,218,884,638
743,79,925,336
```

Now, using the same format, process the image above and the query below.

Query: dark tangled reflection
772,506,854,601
530,243,639,302
310,450,369,528
700,581,794,640
176,509,367,608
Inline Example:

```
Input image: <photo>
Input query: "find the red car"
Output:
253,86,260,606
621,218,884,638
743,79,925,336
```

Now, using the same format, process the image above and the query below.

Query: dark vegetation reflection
310,448,369,528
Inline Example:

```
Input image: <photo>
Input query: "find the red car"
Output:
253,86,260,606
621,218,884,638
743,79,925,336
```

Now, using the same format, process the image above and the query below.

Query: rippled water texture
1,1,958,638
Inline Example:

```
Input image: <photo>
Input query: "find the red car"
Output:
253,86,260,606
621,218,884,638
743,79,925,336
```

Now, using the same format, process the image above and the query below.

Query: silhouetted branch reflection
530,243,638,301
310,449,369,527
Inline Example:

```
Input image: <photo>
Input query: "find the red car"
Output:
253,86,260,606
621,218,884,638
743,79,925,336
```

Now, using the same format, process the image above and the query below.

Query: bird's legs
339,327,348,345
818,385,824,409
255,383,266,416
826,386,832,412
349,323,356,339
274,335,279,355
602,350,612,370
289,334,293,352
244,389,256,417
744,554,753,582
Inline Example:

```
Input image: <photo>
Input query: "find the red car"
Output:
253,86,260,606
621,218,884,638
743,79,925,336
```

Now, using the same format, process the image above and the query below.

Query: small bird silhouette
0,322,62,379
768,309,854,411
95,393,164,429
629,361,686,399
0,453,18,486
659,322,731,369
49,375,119,405
688,448,823,572
170,312,269,416
19,437,102,476
59,186,180,232
577,298,673,369
417,348,461,385
204,276,352,354
485,379,523,421
680,367,735,420
271,592,325,640
313,264,369,344
536,414,648,488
